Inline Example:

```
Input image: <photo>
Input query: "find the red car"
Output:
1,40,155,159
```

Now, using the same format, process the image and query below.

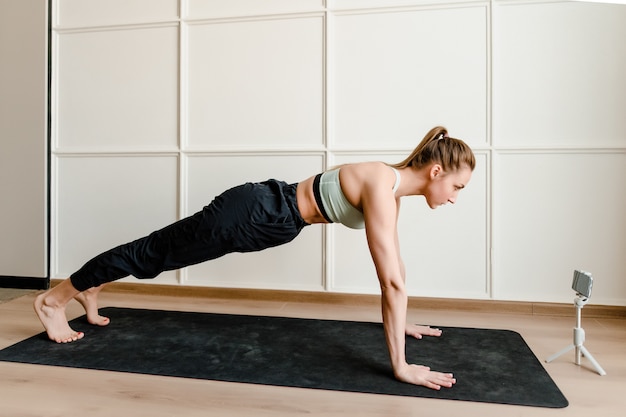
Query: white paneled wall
51,0,626,306
331,6,488,147
185,16,324,149
55,26,179,151
54,0,179,27
493,1,626,146
491,0,626,304
494,152,626,305
54,155,179,284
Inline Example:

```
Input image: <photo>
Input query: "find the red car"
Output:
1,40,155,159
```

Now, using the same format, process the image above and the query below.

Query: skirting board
50,279,626,319
0,276,49,290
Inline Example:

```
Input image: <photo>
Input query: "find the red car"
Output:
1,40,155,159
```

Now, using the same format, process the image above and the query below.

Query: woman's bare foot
74,285,110,326
33,292,84,343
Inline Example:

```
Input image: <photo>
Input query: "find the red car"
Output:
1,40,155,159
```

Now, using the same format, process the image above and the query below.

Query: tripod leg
579,345,607,376
546,344,575,363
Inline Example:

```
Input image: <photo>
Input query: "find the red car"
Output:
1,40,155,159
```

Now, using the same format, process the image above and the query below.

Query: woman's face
425,165,473,209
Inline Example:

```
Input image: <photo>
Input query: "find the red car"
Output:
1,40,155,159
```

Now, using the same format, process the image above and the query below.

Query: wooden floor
1,289,624,417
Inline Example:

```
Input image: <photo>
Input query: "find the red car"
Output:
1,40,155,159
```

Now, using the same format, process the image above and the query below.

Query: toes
89,316,110,327
54,331,84,344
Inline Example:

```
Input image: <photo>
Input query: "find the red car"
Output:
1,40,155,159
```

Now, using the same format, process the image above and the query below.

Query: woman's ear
430,164,443,179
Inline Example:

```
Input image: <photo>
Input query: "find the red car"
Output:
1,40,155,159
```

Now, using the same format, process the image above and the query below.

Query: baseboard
50,279,626,319
0,276,49,290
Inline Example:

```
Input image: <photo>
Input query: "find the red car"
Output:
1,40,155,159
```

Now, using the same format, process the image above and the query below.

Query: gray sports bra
313,167,401,229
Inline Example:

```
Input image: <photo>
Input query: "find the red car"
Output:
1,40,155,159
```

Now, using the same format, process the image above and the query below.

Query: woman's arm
361,166,455,390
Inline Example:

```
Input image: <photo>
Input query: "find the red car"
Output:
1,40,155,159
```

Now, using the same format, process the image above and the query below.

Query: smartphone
572,270,593,298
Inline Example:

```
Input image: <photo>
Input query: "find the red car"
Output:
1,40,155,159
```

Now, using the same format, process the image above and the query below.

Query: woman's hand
394,363,456,390
405,324,443,339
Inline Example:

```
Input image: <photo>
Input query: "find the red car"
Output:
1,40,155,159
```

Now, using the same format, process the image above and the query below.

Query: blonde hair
391,126,476,172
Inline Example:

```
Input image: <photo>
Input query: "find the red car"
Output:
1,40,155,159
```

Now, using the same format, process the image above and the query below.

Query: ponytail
392,126,476,172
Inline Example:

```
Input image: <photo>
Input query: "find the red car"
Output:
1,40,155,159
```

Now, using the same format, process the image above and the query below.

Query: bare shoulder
341,161,394,185
340,161,396,209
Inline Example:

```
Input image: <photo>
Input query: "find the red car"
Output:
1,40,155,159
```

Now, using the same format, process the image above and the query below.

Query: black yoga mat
0,307,567,408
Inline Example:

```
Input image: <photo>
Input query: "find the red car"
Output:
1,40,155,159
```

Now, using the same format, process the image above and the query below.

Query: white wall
0,0,48,279
50,0,626,305
492,1,626,305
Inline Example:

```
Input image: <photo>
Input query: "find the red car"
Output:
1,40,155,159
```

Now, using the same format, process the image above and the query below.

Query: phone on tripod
572,270,593,298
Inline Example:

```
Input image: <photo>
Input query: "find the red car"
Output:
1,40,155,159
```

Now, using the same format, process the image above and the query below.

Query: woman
34,126,475,390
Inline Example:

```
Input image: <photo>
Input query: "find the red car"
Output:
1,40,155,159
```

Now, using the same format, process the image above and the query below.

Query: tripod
546,294,606,375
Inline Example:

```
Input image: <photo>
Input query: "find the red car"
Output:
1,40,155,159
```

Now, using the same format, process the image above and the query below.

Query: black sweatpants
70,179,308,292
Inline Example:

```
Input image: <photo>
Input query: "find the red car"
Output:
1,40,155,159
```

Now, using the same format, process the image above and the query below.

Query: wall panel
186,0,323,18
55,26,179,151
494,152,626,304
332,6,488,149
332,0,475,9
493,1,626,147
186,16,324,150
54,155,179,284
56,0,179,27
